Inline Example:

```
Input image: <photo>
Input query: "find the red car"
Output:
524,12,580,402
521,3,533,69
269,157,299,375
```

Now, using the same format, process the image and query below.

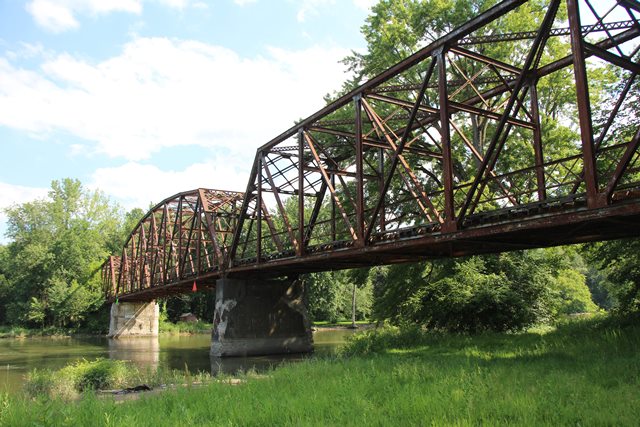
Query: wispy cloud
352,0,377,12
296,0,334,23
26,0,83,33
233,0,257,6
89,158,248,211
24,0,202,33
0,38,349,162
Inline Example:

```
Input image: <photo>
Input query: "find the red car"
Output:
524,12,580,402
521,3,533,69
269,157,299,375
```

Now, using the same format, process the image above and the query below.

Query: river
0,329,355,395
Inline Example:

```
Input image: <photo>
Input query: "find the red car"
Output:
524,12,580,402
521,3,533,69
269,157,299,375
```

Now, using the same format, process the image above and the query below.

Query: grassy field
1,316,638,426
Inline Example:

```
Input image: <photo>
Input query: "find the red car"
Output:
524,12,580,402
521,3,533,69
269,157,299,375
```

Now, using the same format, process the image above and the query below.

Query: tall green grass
2,316,639,426
24,359,214,400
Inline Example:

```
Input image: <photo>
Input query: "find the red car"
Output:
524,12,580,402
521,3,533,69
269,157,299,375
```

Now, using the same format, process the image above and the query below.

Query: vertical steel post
178,197,183,278
109,256,117,299
196,200,202,275
354,95,365,246
298,129,305,256
378,147,386,231
438,52,456,232
567,0,600,207
162,205,168,286
330,173,336,241
256,155,263,262
530,81,547,201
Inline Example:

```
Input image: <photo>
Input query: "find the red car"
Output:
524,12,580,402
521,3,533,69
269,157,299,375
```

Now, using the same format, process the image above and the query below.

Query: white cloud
192,1,209,9
0,38,350,161
26,0,81,33
25,0,202,33
233,0,257,6
155,0,190,9
296,0,335,23
0,182,49,212
352,0,377,11
89,159,249,210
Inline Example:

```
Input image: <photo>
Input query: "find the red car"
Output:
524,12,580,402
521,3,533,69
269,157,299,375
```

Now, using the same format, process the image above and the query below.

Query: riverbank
0,320,372,338
0,321,212,339
1,315,638,426
0,325,84,339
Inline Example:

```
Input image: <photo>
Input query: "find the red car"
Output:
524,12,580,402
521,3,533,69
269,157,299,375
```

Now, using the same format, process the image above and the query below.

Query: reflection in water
108,337,160,367
209,329,354,376
0,328,359,394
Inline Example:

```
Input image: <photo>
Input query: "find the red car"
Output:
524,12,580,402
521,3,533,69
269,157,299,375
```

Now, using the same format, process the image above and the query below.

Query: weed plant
24,359,213,400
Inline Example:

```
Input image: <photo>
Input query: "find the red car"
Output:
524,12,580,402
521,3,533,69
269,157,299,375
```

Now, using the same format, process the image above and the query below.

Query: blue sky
0,0,376,240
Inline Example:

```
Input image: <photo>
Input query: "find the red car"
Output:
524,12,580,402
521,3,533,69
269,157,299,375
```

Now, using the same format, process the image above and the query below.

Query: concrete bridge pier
211,277,313,357
107,301,159,338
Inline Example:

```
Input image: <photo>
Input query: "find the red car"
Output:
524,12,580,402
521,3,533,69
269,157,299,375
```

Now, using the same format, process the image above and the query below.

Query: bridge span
102,0,640,356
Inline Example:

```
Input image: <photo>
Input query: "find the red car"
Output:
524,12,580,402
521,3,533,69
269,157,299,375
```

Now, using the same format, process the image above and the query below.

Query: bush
25,359,130,399
373,249,598,333
24,358,214,399
25,368,77,400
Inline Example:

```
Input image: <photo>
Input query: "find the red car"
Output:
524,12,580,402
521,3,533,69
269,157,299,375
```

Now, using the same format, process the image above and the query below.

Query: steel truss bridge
103,0,640,302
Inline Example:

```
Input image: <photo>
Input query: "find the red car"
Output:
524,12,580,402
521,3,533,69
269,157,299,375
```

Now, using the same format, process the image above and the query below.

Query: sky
0,0,377,241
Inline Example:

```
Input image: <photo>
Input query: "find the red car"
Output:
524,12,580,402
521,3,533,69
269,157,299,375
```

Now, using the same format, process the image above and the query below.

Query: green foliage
584,266,615,310
305,270,373,323
162,292,216,324
25,359,129,400
24,358,214,400
373,248,597,333
0,179,125,330
549,269,598,316
26,297,46,328
585,238,640,314
158,318,212,335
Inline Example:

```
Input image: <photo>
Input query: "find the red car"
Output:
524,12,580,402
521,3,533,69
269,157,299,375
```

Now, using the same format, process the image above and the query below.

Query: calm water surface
0,329,355,394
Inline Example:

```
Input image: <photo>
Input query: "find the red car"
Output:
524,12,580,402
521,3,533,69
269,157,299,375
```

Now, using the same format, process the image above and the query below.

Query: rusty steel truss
104,0,640,301
103,189,244,299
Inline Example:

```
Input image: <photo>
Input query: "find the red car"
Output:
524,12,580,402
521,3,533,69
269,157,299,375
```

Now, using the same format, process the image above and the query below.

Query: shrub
373,249,598,333
25,359,130,399
24,358,215,399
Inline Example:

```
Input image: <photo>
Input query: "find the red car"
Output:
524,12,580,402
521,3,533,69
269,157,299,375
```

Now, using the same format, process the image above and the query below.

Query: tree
373,248,596,333
1,179,123,329
585,239,640,314
305,270,373,323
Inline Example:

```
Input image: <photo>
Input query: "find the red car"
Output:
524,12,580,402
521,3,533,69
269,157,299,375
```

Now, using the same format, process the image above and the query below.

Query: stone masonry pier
211,277,313,357
108,301,159,338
